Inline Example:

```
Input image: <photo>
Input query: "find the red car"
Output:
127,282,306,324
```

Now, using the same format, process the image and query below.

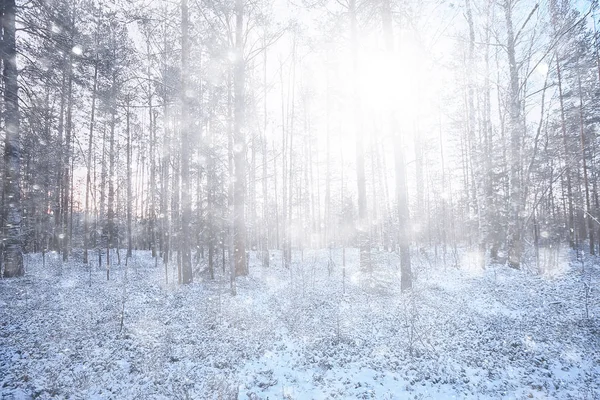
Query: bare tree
1,0,23,277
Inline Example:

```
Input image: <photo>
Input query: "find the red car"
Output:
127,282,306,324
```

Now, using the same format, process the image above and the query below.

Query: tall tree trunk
250,131,256,251
180,0,193,283
273,141,279,250
1,0,23,277
99,127,107,267
126,97,133,259
149,98,157,258
55,67,65,252
42,87,51,254
350,0,371,273
483,2,499,260
414,118,424,243
504,0,523,269
207,86,216,279
227,71,236,292
63,47,73,262
171,149,180,283
382,0,411,289
325,58,331,248
233,0,248,277
106,55,118,278
160,17,171,273
556,58,575,248
578,73,594,255
145,36,157,259
280,60,288,266
84,50,98,264
287,53,294,267
261,42,269,266
465,0,483,261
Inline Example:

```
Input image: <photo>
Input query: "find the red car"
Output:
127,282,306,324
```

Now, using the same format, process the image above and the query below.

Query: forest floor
1,246,599,399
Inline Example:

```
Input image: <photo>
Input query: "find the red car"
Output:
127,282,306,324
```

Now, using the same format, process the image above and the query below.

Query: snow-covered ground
1,247,599,399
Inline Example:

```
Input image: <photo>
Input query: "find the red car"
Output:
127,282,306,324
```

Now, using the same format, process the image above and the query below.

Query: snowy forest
1,0,600,398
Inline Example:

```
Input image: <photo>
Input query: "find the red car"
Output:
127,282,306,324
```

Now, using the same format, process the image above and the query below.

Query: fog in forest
0,0,599,398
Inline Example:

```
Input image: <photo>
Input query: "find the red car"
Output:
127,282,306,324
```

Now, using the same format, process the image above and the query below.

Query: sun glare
351,33,437,139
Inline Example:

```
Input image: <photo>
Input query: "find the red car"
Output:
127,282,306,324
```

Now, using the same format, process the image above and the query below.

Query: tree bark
261,42,269,266
126,97,133,259
84,44,99,264
350,0,371,273
1,0,23,277
233,0,248,277
107,73,116,278
504,0,523,269
382,0,411,289
578,73,594,255
180,0,193,283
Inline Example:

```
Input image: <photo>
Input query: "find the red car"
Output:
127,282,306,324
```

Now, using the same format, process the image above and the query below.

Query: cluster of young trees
1,0,599,289
451,0,600,269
